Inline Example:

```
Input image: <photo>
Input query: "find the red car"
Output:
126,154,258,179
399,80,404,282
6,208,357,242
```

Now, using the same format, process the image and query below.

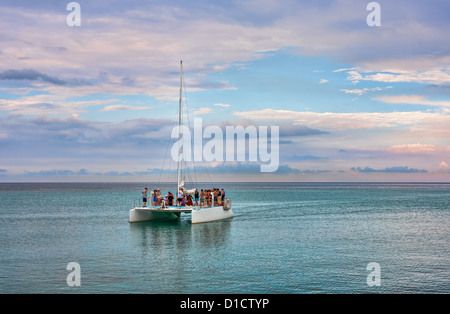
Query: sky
1,0,450,182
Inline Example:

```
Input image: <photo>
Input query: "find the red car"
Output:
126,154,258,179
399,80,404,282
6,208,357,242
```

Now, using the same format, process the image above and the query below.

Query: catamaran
129,61,233,224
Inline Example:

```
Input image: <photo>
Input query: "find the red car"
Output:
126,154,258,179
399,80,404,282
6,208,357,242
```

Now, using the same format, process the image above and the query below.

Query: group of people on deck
142,187,226,208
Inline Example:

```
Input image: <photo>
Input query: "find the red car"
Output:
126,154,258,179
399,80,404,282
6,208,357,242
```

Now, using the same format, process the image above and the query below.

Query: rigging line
182,66,212,186
164,149,175,187
183,72,213,186
191,161,198,187
181,158,194,188
202,158,213,185
158,119,176,185
158,140,173,185
157,99,179,185
163,135,177,188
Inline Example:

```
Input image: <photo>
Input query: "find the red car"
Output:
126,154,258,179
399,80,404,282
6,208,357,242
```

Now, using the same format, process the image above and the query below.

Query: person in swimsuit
156,189,161,205
200,189,204,207
194,189,199,206
214,188,218,206
153,190,158,206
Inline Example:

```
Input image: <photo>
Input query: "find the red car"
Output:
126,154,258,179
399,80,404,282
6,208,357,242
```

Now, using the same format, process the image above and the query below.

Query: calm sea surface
0,182,448,294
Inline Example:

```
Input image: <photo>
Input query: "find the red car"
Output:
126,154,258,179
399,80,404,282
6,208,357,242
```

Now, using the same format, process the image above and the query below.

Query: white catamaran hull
191,206,233,224
129,207,185,223
129,205,233,224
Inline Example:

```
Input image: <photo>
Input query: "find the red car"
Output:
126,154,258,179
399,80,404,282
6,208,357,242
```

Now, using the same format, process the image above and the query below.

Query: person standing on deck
200,189,205,207
194,189,199,206
177,189,184,206
214,189,218,206
168,192,174,206
153,189,158,206
217,188,222,205
142,187,148,207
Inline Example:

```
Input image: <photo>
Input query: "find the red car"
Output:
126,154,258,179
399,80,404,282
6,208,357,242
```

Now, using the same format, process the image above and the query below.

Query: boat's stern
129,207,180,223
191,204,233,224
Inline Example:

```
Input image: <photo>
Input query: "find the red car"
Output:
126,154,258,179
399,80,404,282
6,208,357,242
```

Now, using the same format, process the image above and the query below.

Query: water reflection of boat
129,219,232,254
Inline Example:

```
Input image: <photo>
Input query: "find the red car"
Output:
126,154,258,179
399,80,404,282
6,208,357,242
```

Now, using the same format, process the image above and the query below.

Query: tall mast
177,61,183,194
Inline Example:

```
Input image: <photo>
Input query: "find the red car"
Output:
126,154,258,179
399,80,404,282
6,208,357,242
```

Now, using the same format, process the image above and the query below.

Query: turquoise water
0,182,449,294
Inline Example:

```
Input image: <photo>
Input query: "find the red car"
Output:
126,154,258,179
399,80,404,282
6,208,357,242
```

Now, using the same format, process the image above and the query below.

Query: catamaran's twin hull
129,206,233,224
130,63,234,225
129,207,183,223
191,206,233,224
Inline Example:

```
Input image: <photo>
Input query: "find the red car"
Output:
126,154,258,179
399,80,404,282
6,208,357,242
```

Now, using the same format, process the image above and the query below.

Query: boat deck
133,206,204,214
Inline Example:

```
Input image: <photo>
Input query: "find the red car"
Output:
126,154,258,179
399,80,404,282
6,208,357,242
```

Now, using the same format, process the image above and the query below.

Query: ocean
0,182,448,294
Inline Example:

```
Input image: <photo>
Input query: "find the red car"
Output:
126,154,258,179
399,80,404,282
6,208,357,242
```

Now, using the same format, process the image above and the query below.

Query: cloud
0,112,330,179
193,162,298,175
341,87,382,96
0,69,67,85
233,108,450,131
439,161,449,172
0,94,118,115
291,155,327,161
342,68,450,85
1,0,449,103
22,168,159,177
333,68,357,73
24,169,89,177
213,117,327,138
193,107,213,115
345,71,363,84
101,105,153,112
16,163,328,179
214,103,231,107
351,166,427,173
178,161,329,175
319,79,328,84
279,124,327,137
387,143,449,154
375,95,450,108
1,1,450,181
0,114,173,159
0,69,91,86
